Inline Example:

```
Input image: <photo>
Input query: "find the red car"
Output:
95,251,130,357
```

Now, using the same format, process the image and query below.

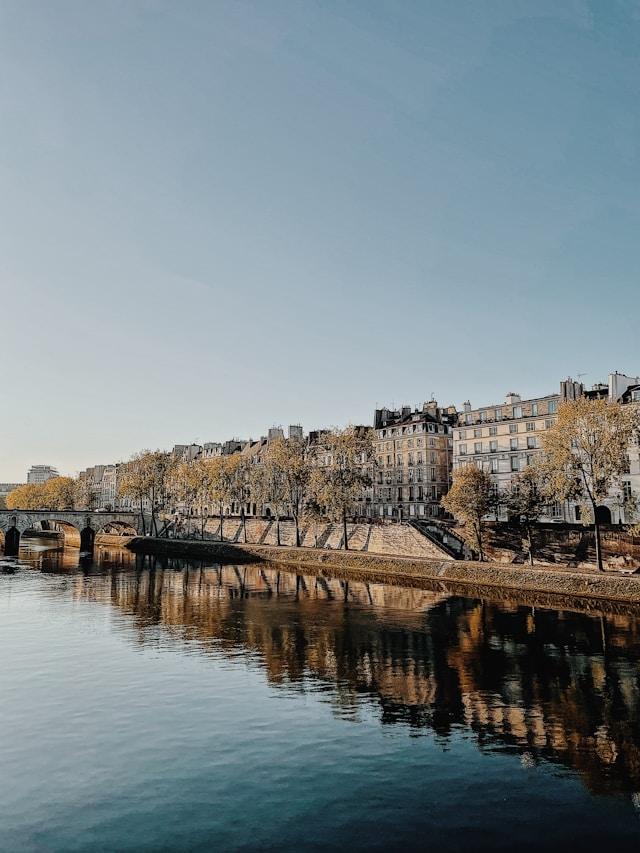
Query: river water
3,542,640,851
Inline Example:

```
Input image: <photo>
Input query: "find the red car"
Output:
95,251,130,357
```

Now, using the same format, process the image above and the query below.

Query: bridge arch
0,510,143,555
21,519,82,548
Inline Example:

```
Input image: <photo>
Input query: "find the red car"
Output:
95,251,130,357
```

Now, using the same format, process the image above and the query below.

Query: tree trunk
219,503,224,542
201,509,205,540
343,508,349,550
276,515,281,547
294,515,300,548
476,522,484,562
140,495,146,535
594,511,604,572
526,524,534,566
242,508,247,543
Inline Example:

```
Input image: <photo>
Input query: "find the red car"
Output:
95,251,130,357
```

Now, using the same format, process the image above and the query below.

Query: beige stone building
450,376,640,523
452,385,575,520
373,401,455,521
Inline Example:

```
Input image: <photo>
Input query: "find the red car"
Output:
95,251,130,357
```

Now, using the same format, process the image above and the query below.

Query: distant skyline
2,1,640,481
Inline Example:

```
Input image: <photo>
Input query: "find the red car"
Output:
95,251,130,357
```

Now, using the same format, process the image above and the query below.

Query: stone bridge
0,510,143,554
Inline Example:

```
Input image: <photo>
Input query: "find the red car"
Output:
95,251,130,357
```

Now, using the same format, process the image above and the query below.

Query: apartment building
451,384,579,520
27,465,59,484
373,401,455,521
452,373,640,524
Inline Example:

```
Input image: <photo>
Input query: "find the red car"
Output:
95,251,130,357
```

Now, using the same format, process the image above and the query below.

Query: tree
6,483,42,510
250,444,288,546
206,456,237,542
309,426,373,550
541,398,637,571
441,465,493,561
41,477,77,510
226,455,249,542
6,477,79,511
173,460,204,538
269,437,312,547
119,452,152,535
118,450,176,536
74,477,92,510
504,462,549,565
145,450,176,535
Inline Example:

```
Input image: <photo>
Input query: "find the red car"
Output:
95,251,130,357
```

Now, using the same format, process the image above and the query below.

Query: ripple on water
2,554,640,850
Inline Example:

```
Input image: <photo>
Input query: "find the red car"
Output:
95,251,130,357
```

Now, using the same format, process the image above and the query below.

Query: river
2,541,640,851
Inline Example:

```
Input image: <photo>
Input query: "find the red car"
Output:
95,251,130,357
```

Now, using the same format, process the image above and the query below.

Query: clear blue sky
2,0,639,481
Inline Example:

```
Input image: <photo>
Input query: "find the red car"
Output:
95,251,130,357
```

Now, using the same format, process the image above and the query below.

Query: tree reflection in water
21,544,640,800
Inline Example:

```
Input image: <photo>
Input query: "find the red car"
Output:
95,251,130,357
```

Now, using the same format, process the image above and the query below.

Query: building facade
373,401,455,521
452,374,640,524
27,465,59,485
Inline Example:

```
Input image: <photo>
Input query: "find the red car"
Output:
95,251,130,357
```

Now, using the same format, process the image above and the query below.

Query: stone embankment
176,518,450,559
124,537,640,606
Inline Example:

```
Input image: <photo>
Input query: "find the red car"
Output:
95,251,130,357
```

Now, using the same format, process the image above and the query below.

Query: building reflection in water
22,544,640,800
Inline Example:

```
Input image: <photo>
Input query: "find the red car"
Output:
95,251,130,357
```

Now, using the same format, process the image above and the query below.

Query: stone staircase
409,520,468,559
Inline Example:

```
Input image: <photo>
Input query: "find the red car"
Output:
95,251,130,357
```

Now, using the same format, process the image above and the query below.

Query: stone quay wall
178,518,451,560
125,537,640,607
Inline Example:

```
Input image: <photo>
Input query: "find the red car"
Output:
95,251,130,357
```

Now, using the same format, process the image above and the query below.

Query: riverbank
121,536,640,606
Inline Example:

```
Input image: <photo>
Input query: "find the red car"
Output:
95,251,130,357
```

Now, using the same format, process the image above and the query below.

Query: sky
1,0,640,481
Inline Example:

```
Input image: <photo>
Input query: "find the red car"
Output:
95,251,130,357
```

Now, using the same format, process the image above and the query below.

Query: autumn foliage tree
441,465,493,561
541,398,637,571
504,462,549,565
6,477,80,511
309,427,373,550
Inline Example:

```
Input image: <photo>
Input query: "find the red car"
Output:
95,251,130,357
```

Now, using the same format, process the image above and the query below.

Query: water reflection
12,543,640,800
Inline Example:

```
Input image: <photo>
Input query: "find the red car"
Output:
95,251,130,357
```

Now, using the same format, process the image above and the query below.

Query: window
474,428,482,438
431,467,437,481
489,426,497,436
459,444,467,455
513,405,523,419
510,438,518,451
526,421,535,431
490,440,497,452
549,502,562,518
545,419,553,429
495,408,502,420
632,390,640,402
511,457,520,472
490,458,498,473
531,402,538,416
548,400,558,414
480,411,487,422
474,442,482,453
465,413,472,424
527,436,536,449
509,424,518,434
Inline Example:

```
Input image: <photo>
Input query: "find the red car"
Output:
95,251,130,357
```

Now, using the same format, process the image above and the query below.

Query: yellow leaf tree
541,398,637,571
309,426,373,550
441,465,493,561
